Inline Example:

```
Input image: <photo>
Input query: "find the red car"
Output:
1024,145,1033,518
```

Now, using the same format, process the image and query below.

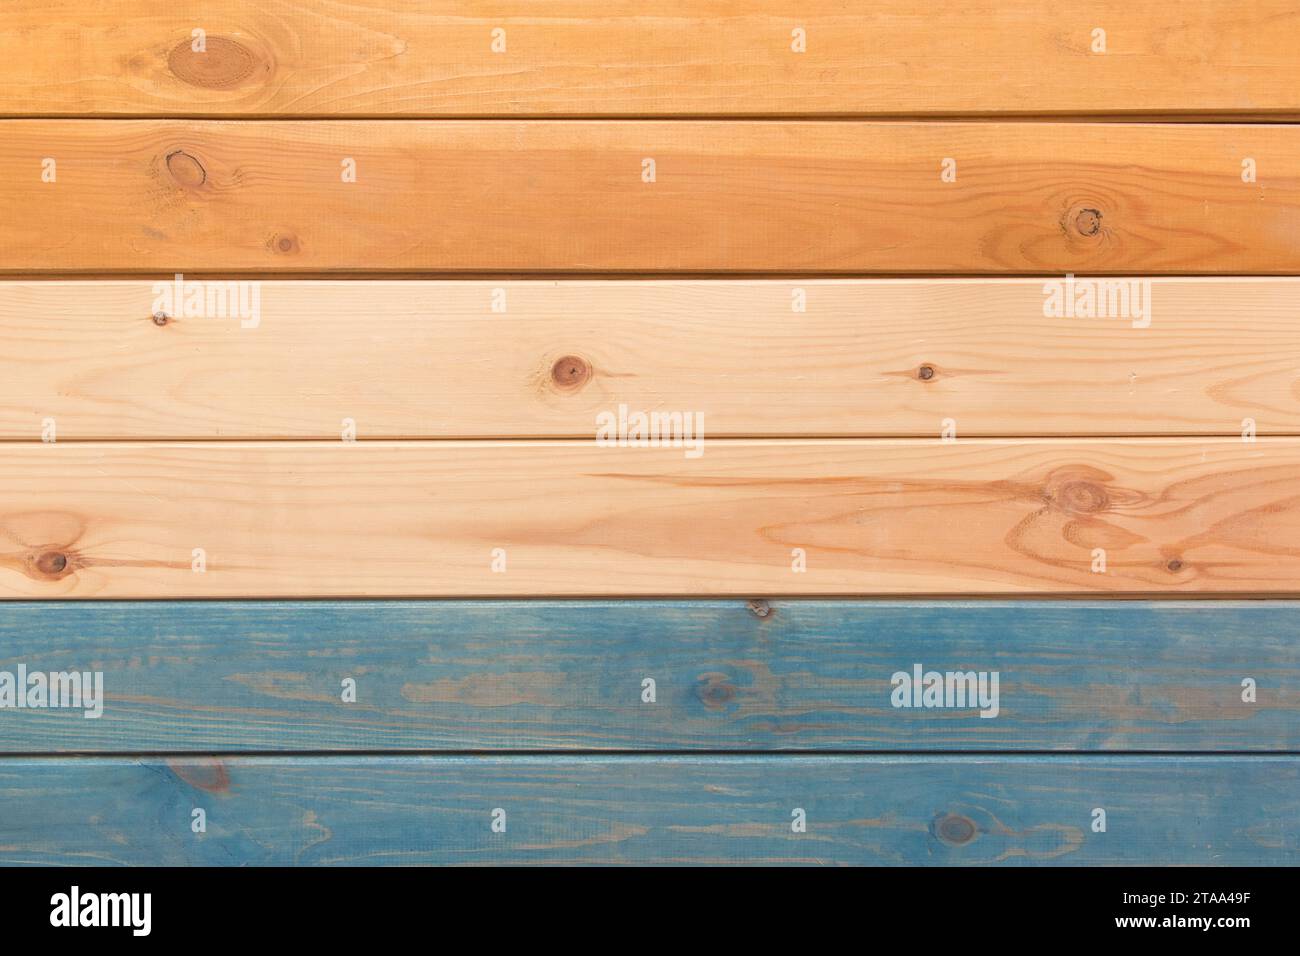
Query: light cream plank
2,439,1298,597
1,279,1297,439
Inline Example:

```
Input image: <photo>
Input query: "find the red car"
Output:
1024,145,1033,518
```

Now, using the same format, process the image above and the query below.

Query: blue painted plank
0,755,1294,865
0,600,1294,751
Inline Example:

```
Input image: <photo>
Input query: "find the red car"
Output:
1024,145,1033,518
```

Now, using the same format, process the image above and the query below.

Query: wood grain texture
4,278,1299,439
3,439,1300,598
0,601,1294,752
3,2,1299,117
3,121,1299,274
0,755,1294,865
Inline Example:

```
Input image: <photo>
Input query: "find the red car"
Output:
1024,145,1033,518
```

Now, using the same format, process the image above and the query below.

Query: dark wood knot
550,355,591,391
917,364,936,381
935,813,978,846
152,312,170,326
165,149,206,188
695,675,737,711
747,599,772,618
34,551,69,577
1073,207,1103,237
1167,558,1185,573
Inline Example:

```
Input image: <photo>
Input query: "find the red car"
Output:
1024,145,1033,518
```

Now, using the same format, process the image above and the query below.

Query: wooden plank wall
0,2,1297,866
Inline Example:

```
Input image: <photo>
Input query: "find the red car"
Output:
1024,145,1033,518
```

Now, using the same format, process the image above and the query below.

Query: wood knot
33,551,69,578
165,149,206,188
1072,206,1103,237
550,355,591,391
168,36,259,90
168,759,231,794
1166,558,1185,573
695,674,737,711
1054,480,1110,515
916,364,936,381
935,813,978,846
271,233,300,254
152,312,170,326
746,599,772,618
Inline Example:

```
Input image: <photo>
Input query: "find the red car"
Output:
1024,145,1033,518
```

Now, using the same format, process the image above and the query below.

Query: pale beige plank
2,439,1298,598
1,279,1297,439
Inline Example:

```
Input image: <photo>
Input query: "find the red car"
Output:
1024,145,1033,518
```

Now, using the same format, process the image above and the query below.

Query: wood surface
3,2,1298,118
0,600,1293,752
3,121,1299,274
2,439,1299,598
4,2,1297,873
3,278,1298,439
0,755,1294,865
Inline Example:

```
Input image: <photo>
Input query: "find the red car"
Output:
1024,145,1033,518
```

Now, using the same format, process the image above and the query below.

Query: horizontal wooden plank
3,2,1298,117
3,122,1298,273
0,756,1294,865
4,278,1298,439
0,601,1294,752
3,439,1300,598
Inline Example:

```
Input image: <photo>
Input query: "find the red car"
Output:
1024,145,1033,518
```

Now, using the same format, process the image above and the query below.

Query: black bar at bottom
0,866,1286,942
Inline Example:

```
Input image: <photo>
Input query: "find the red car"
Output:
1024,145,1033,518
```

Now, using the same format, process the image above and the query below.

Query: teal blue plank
0,601,1295,751
0,755,1293,865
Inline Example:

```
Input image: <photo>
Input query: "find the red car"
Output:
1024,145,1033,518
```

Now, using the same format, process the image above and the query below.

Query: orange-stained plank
2,121,1298,273
2,2,1299,117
